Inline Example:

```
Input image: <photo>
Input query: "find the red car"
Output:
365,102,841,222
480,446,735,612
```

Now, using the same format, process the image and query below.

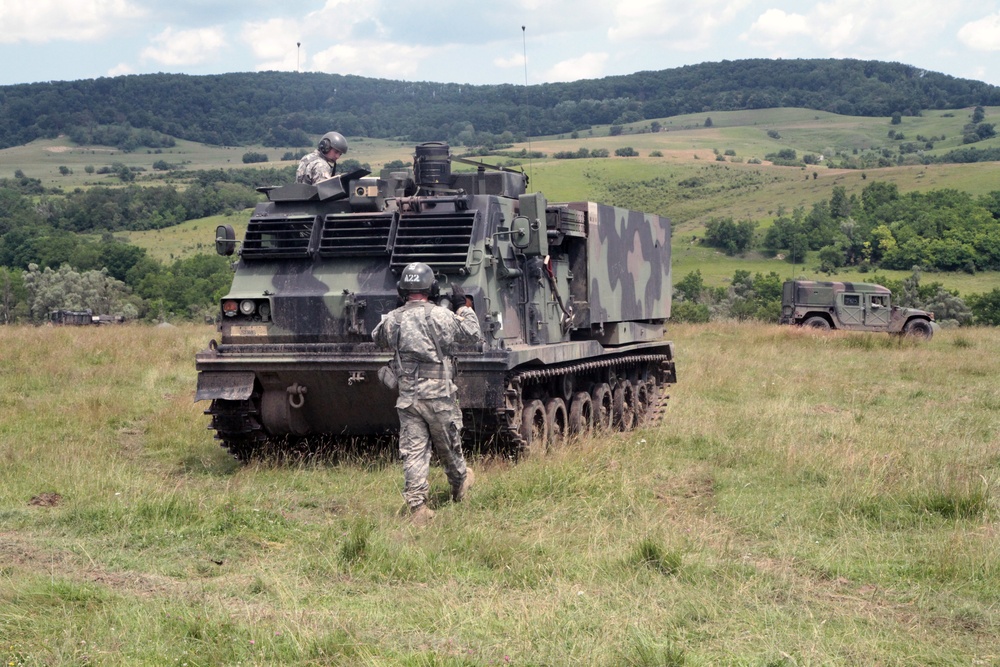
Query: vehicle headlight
239,299,256,316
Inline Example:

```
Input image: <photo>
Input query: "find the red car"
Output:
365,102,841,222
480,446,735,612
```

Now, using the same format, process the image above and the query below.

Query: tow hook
287,383,307,409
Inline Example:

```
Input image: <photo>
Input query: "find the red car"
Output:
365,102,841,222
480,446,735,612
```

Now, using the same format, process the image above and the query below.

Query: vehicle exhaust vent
318,212,395,257
390,211,478,273
241,215,315,259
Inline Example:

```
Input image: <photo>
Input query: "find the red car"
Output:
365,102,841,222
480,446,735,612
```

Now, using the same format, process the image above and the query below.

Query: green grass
0,136,416,190
120,213,250,263
1,322,998,665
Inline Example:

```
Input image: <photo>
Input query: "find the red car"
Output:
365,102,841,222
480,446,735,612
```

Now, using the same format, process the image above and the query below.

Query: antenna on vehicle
522,25,533,183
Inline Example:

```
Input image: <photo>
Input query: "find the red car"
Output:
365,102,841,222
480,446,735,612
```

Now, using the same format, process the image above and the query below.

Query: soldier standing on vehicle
295,131,348,184
372,262,483,526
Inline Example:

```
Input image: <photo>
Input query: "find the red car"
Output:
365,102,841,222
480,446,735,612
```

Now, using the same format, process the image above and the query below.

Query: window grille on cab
318,212,395,257
241,215,314,259
389,211,478,273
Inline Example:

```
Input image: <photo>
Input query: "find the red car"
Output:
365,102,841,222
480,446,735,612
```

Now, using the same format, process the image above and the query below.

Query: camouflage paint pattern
196,144,675,442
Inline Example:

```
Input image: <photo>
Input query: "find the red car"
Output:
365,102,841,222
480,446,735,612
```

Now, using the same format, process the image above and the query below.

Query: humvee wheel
590,383,613,431
568,392,593,436
545,398,568,448
904,319,933,340
803,316,831,331
519,399,549,457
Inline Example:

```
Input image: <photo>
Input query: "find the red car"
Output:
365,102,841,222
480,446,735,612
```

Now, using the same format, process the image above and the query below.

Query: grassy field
1,323,998,665
0,137,416,190
120,214,249,264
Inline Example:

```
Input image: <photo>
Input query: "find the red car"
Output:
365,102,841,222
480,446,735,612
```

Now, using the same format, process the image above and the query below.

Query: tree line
0,159,380,324
2,59,999,151
700,182,1000,275
0,168,285,324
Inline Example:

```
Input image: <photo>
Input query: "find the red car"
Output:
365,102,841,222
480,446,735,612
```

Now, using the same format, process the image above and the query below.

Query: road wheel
803,316,831,331
612,381,636,431
634,381,650,425
590,383,613,431
904,319,933,340
519,399,548,458
568,391,593,436
545,398,568,449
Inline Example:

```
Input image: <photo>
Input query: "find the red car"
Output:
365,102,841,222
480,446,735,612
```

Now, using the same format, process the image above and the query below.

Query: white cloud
242,18,303,71
141,26,227,66
543,52,609,82
493,52,525,70
742,0,963,57
744,8,810,43
0,0,143,44
958,13,1000,51
107,62,135,77
608,0,750,44
311,41,433,79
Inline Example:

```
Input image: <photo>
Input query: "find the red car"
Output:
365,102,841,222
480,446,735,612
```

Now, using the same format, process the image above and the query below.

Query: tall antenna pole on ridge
522,25,533,182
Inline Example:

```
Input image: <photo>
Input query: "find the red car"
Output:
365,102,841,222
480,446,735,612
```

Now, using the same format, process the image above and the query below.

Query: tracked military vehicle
195,142,676,459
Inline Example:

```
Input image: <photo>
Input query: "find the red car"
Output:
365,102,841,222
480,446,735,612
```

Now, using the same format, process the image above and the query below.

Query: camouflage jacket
372,300,482,406
295,151,337,185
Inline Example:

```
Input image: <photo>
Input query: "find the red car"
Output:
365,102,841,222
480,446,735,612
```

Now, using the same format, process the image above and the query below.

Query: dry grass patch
2,322,999,665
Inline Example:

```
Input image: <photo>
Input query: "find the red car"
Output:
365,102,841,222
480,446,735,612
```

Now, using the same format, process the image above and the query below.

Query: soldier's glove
450,283,472,311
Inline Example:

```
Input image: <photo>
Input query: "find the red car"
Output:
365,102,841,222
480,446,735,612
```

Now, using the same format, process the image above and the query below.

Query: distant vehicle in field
48,310,125,326
49,309,95,326
779,280,936,339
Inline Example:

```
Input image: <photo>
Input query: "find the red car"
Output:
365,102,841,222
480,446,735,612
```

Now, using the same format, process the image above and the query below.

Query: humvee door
838,292,864,326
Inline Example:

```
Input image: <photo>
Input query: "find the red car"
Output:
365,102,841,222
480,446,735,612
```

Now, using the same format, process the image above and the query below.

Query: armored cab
779,280,936,338
195,142,677,459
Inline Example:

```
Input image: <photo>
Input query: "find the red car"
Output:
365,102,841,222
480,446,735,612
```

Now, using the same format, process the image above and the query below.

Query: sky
2,0,1000,88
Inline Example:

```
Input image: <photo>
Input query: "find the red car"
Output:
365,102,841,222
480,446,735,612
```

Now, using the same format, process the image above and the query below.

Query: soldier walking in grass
295,131,348,185
372,262,482,525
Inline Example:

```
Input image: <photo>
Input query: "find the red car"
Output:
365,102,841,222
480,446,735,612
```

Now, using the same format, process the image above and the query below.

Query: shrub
242,151,269,164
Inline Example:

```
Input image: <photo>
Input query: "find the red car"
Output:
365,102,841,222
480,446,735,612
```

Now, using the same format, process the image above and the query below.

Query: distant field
0,136,415,190
8,106,1000,296
120,214,249,263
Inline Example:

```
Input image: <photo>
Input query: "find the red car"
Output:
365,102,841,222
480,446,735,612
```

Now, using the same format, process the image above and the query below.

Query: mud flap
195,371,256,402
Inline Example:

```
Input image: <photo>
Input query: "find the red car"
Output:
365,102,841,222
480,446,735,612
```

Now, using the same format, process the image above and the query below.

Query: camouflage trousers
397,397,467,509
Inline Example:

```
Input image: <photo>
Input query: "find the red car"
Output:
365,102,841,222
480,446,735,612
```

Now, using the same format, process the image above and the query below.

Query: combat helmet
318,131,348,155
397,262,438,299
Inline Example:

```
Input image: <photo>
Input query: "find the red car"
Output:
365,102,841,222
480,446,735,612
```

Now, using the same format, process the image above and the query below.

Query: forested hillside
3,59,1000,327
2,59,999,150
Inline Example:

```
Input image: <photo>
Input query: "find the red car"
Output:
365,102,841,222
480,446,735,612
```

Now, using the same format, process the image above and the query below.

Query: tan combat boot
410,504,435,526
452,468,475,502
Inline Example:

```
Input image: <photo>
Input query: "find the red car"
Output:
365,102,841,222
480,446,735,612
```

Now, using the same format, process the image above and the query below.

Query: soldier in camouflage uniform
295,131,348,185
372,262,482,525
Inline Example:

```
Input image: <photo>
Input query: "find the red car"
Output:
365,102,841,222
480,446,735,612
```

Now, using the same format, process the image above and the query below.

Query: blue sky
2,0,999,87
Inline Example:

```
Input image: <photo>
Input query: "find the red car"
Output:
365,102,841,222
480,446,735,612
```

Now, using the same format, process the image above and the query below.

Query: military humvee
779,280,936,339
